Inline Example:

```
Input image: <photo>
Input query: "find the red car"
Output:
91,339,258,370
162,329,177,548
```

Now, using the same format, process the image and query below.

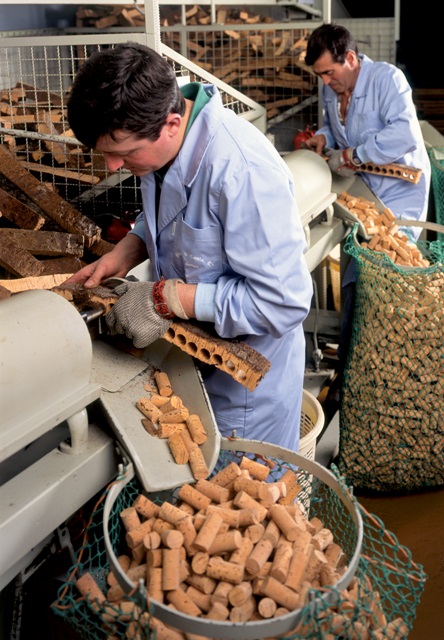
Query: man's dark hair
67,42,185,149
305,23,358,66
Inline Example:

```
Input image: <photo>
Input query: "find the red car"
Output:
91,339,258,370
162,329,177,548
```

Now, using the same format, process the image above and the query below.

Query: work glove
325,147,361,178
105,278,188,348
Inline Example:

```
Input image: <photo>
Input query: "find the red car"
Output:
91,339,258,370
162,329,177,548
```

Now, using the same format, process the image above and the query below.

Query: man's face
312,50,358,94
95,117,181,176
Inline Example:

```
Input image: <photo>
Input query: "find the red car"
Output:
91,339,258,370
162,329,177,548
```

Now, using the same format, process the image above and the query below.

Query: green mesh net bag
52,445,426,640
428,147,444,230
338,226,444,492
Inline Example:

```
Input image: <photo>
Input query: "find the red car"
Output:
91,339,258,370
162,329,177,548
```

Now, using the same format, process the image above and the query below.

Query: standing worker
65,43,313,452
303,22,430,235
303,23,431,377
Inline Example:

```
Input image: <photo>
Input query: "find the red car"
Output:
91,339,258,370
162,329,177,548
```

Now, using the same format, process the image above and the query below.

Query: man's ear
346,50,359,67
165,113,182,135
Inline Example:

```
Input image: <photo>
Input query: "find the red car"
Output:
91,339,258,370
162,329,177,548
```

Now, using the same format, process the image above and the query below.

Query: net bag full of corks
51,450,427,640
338,224,444,492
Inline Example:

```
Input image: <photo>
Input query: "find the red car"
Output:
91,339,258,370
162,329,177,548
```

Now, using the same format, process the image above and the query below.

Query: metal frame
0,29,266,219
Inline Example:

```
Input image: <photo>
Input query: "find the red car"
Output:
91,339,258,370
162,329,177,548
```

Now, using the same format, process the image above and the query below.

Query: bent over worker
65,43,313,452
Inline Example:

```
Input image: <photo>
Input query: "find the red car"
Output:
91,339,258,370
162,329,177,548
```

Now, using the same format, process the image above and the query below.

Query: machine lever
79,307,106,324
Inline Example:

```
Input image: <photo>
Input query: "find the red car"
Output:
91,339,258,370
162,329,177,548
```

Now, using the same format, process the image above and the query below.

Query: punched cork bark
162,321,271,391
51,282,271,390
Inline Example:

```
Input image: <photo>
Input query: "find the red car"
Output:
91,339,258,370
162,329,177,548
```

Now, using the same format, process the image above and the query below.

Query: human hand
63,256,125,288
302,134,326,155
105,278,188,348
105,281,172,348
325,147,360,177
64,234,148,288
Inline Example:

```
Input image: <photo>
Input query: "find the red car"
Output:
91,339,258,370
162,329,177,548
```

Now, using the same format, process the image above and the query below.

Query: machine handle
79,307,106,324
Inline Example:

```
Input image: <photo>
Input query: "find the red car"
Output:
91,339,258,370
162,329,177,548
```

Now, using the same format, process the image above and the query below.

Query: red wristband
341,148,357,170
152,277,175,319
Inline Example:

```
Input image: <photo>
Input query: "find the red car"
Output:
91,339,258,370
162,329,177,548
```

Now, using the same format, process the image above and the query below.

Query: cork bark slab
0,236,44,277
52,281,119,314
163,321,271,391
0,187,46,230
0,229,84,257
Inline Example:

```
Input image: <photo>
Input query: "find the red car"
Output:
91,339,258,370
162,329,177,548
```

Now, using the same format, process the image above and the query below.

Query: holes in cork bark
187,341,198,354
176,332,187,346
199,348,211,362
236,370,247,381
212,354,223,366
165,327,176,339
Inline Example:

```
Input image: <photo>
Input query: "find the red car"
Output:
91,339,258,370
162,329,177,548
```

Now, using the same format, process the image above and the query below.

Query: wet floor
314,402,444,640
358,486,444,639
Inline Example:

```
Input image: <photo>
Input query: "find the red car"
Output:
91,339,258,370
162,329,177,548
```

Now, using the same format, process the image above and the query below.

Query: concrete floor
315,412,444,639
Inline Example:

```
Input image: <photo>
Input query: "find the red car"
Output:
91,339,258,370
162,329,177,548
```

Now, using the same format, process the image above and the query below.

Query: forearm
176,281,197,318
114,233,148,274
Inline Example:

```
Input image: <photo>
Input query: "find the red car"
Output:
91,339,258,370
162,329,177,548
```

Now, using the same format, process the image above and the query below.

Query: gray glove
105,281,172,348
325,147,360,178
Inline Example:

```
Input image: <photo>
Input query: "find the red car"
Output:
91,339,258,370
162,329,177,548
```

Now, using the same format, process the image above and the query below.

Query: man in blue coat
304,23,431,385
65,43,313,452
304,22,430,237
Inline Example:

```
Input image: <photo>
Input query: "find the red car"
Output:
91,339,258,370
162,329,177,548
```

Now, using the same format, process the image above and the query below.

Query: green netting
338,227,444,492
428,147,444,230
51,451,426,640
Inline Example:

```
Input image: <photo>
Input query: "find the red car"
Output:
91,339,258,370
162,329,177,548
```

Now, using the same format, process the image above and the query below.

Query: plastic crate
299,389,325,460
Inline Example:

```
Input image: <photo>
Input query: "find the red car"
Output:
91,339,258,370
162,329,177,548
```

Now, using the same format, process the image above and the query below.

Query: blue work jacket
131,85,313,451
318,54,430,232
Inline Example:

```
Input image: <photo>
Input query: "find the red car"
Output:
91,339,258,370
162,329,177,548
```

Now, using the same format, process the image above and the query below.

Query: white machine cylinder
0,289,101,462
283,148,334,223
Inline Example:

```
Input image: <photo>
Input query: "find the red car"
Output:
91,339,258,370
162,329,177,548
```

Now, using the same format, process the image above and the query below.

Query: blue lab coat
318,54,430,234
131,85,313,451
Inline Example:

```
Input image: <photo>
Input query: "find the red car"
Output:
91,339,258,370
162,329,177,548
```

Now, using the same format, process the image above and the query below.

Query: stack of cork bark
164,6,314,121
0,81,107,187
75,4,145,28
75,4,315,121
0,143,114,299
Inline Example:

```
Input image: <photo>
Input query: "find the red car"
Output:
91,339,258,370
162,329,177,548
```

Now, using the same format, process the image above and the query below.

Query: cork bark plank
52,281,119,314
0,272,73,293
0,228,84,256
0,237,44,277
18,160,100,185
15,81,63,107
88,238,116,257
37,109,70,165
0,145,101,247
0,187,46,230
40,256,83,275
0,284,12,300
